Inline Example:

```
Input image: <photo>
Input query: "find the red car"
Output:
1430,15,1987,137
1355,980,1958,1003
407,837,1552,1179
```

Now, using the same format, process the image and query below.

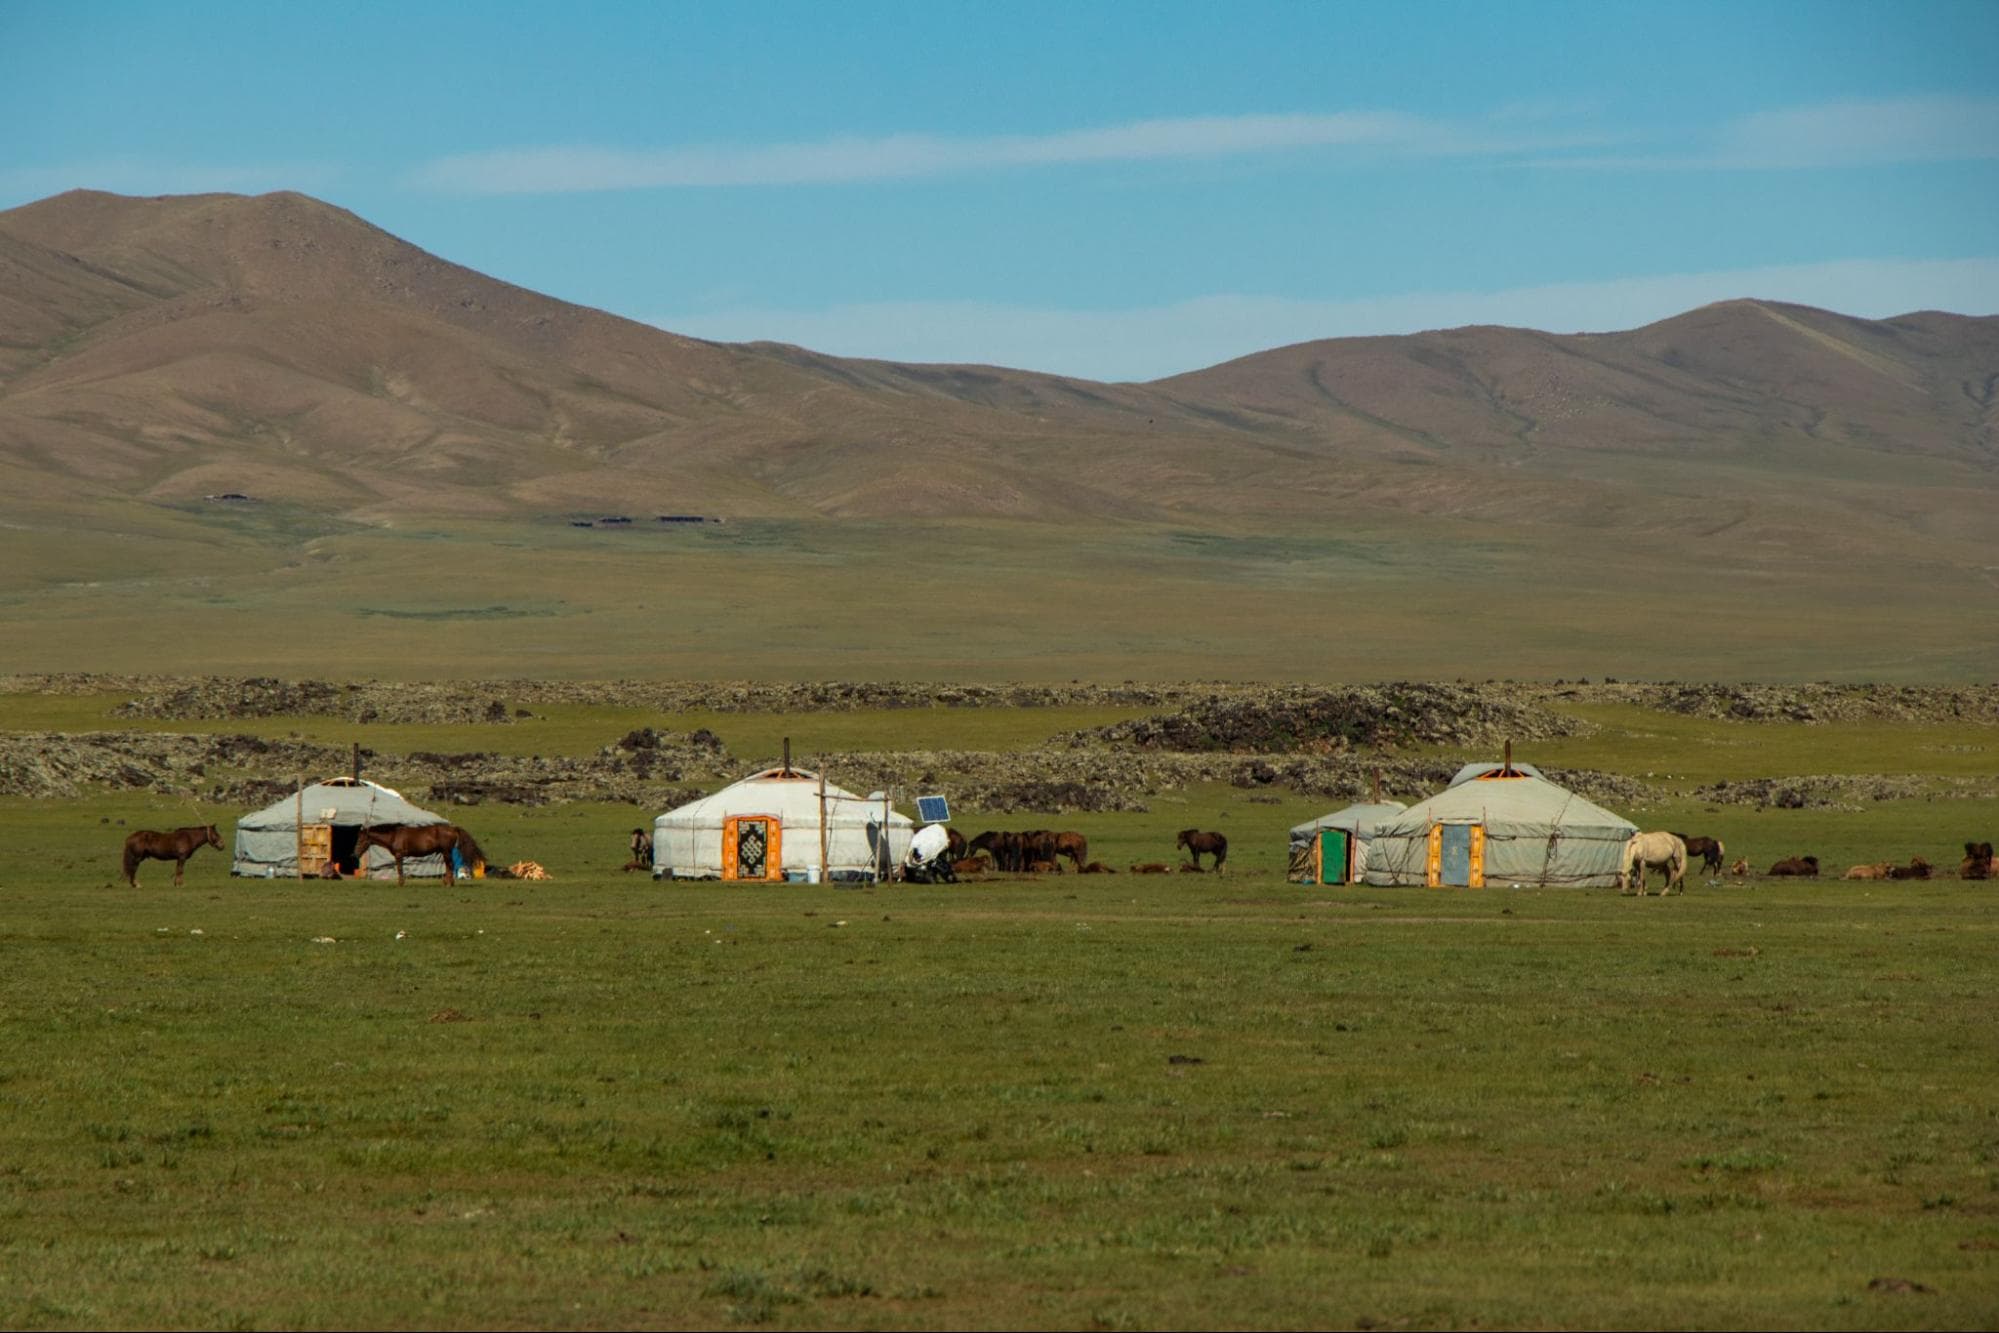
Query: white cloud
1539,94,1999,170
409,110,1596,194
0,158,340,203
1718,95,1999,167
651,257,1999,382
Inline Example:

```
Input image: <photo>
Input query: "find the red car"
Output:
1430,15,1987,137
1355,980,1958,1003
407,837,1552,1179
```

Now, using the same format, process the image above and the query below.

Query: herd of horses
119,822,488,888
946,828,1227,878
115,821,1998,893
1620,832,1997,895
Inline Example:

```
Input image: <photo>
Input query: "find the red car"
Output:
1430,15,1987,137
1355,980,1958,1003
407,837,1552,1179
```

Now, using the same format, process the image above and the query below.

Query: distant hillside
3,189,1993,536
1156,299,1999,464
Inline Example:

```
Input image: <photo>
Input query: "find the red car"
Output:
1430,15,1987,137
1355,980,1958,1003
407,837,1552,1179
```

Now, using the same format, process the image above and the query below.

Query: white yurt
1362,760,1637,888
1287,800,1408,885
234,776,451,879
652,766,913,882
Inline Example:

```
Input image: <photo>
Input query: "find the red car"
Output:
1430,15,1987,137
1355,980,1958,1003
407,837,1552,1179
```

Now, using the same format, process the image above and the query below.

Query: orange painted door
722,816,782,881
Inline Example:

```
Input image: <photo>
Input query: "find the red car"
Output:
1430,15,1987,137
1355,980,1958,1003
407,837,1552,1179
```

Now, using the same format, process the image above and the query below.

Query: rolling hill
0,188,1994,681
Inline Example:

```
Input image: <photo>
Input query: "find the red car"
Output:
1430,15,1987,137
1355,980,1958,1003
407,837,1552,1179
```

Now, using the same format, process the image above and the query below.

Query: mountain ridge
2,189,1994,535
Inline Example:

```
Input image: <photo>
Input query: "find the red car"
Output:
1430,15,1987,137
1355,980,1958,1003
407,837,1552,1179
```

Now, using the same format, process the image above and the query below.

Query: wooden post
350,742,361,783
294,776,304,880
782,736,792,775
1504,739,1513,774
818,771,829,885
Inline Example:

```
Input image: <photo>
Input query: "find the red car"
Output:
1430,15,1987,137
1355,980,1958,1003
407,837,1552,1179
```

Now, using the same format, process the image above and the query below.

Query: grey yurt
233,777,451,879
1363,761,1636,888
1288,801,1408,885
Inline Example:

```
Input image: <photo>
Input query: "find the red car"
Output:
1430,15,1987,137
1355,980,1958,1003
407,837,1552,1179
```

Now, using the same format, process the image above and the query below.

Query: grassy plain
5,502,1999,682
3,692,1999,1329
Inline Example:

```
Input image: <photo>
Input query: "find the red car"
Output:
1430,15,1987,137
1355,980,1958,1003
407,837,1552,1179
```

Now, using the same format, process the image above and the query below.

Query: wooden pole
294,776,304,880
351,741,361,782
818,771,829,885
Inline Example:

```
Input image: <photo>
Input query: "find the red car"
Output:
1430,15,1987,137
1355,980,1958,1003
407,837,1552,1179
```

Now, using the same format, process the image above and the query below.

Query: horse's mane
451,825,490,868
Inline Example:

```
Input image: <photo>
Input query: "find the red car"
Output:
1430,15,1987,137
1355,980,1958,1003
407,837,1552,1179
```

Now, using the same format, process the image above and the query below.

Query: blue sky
4,0,1996,379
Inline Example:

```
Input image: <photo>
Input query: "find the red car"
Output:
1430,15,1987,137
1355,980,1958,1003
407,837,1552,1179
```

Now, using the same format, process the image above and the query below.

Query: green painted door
1319,828,1349,884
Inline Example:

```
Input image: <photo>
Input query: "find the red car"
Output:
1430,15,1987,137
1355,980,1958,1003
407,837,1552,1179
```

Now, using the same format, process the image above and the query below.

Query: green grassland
5,500,1998,681
3,691,1998,1329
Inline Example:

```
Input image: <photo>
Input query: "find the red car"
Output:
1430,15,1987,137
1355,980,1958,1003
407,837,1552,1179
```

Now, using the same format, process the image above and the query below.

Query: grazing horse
970,830,1023,873
122,824,223,888
1620,832,1687,895
1671,833,1726,875
945,828,967,861
354,824,489,886
1176,829,1228,872
1053,832,1088,871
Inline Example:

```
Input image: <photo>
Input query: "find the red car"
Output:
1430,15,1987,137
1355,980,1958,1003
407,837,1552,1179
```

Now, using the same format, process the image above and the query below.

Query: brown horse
1053,832,1088,870
969,830,1019,872
122,824,223,888
1670,833,1726,875
1176,829,1228,872
354,824,489,886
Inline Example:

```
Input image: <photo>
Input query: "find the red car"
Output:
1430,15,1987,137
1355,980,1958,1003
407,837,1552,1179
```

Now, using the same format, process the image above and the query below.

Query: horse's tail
453,826,490,870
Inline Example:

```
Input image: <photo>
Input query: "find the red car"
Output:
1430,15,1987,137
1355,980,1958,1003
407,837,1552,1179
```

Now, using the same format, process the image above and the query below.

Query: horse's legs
396,854,406,887
174,857,186,887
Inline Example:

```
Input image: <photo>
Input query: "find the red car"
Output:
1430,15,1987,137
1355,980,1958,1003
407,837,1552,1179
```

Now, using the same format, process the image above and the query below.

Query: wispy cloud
410,110,1596,194
650,257,1999,382
1541,94,1999,170
0,158,341,204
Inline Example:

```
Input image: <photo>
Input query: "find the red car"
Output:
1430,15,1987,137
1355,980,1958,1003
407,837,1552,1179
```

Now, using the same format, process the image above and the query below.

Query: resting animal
1078,861,1117,874
1887,856,1932,881
1960,842,1994,880
1842,862,1893,880
1129,862,1170,875
1767,855,1820,877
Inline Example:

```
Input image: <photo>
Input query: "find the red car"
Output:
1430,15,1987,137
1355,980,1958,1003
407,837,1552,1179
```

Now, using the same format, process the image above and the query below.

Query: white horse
1620,832,1687,895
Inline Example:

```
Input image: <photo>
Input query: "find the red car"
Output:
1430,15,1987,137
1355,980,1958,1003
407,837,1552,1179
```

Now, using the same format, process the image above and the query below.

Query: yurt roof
238,777,447,830
1446,760,1547,787
657,767,914,825
1289,801,1409,841
1378,772,1634,838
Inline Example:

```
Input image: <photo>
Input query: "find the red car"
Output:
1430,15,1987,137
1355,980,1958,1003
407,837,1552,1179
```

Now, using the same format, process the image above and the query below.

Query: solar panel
916,794,951,824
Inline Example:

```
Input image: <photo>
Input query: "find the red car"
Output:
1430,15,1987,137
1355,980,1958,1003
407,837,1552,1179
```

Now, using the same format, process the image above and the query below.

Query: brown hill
5,188,1993,536
1157,300,1999,465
